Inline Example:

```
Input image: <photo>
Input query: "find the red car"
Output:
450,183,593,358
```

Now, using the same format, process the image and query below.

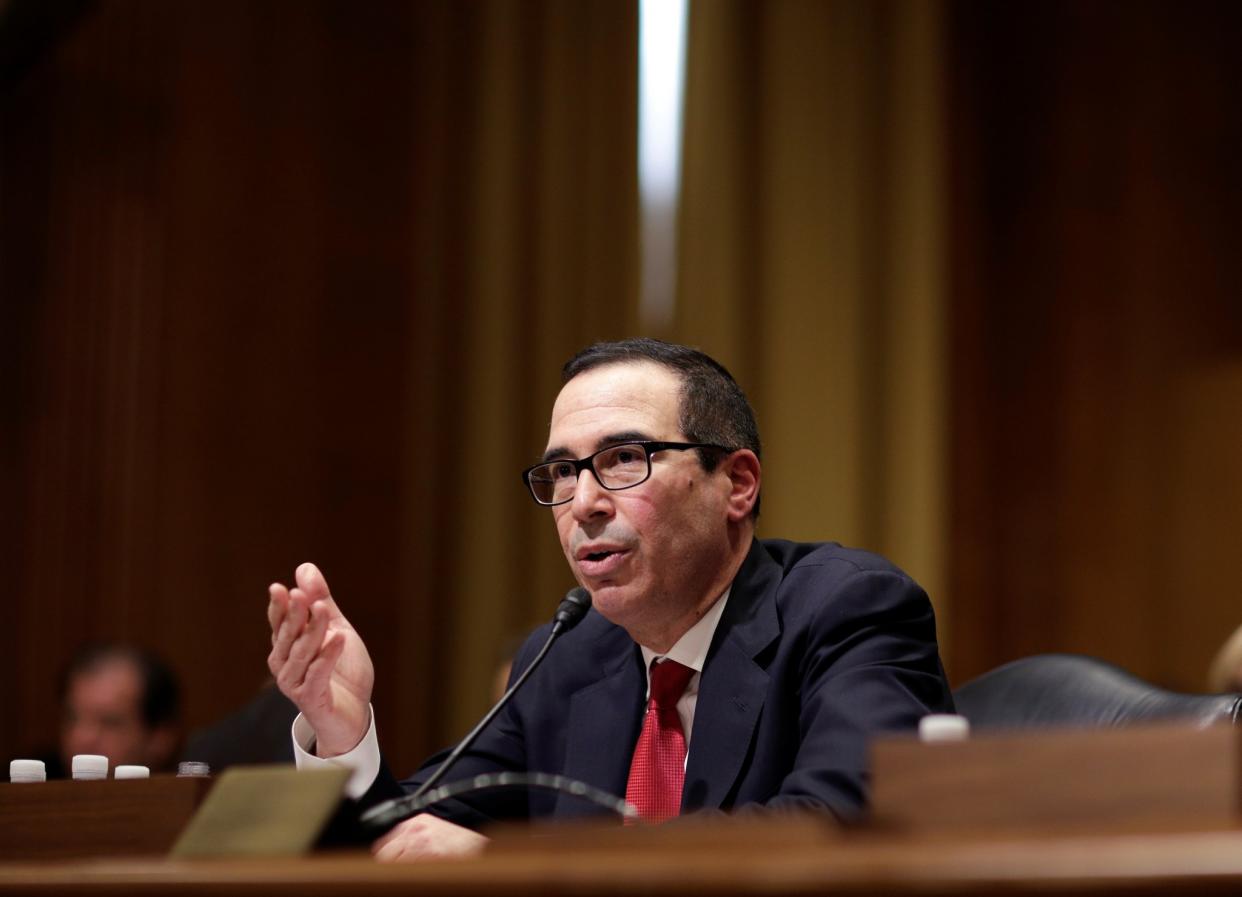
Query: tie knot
649,659,694,708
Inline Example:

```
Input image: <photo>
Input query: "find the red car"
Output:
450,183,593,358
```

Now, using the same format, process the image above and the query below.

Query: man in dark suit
267,338,952,860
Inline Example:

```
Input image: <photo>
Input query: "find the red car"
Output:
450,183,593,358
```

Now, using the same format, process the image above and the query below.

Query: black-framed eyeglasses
521,441,729,506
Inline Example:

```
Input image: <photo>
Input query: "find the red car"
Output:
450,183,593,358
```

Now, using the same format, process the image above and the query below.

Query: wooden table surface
6,821,1242,897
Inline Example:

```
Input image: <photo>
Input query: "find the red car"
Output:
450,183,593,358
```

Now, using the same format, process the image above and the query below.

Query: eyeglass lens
529,444,651,504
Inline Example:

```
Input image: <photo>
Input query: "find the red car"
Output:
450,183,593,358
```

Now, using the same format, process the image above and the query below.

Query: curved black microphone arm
361,772,639,832
359,586,594,835
411,623,557,799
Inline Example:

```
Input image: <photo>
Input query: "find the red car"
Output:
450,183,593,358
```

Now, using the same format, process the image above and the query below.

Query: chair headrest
953,653,1242,730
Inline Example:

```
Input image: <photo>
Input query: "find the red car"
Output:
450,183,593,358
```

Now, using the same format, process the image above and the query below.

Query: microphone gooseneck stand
368,771,639,829
358,586,635,834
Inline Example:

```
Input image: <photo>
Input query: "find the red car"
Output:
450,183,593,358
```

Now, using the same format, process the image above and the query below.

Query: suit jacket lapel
558,626,646,813
682,540,781,811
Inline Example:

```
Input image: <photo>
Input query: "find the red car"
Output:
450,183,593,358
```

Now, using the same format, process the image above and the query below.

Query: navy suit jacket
369,538,953,825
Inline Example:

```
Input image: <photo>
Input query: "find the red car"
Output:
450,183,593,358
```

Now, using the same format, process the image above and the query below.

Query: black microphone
360,586,592,834
550,585,591,635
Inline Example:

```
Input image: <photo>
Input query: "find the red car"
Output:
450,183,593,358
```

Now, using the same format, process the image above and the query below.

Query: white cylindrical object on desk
114,764,150,779
71,754,109,780
918,713,970,742
9,759,46,783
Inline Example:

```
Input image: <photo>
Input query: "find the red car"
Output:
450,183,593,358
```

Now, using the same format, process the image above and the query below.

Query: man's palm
268,563,376,757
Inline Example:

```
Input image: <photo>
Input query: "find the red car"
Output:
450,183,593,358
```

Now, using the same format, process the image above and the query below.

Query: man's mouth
576,547,630,577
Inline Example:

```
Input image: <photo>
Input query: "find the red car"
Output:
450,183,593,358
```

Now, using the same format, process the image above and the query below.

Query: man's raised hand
267,563,375,757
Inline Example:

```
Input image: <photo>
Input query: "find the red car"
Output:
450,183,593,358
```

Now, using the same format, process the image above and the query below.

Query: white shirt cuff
291,706,381,800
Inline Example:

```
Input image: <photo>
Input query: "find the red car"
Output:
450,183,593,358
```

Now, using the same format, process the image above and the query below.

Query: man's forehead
547,362,681,443
73,659,142,698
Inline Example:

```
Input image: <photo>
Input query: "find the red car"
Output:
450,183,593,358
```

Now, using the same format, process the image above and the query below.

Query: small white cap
9,759,46,783
919,713,971,742
114,765,150,779
71,754,109,780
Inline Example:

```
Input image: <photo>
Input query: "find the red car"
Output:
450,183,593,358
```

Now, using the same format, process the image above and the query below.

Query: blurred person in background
48,642,182,777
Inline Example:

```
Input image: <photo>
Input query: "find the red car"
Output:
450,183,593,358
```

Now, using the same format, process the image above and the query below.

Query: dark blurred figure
184,680,298,772
52,643,182,776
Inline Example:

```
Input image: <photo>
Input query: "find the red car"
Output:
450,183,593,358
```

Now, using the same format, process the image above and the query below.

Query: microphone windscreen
552,587,592,632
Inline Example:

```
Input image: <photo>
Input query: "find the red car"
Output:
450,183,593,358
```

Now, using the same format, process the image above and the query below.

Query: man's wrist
292,708,381,799
313,712,371,759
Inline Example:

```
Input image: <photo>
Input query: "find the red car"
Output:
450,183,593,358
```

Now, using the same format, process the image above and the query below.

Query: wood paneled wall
947,0,1242,688
0,0,425,765
0,0,638,768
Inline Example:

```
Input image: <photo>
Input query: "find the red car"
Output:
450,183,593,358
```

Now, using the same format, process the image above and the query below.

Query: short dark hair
61,643,182,729
562,338,762,516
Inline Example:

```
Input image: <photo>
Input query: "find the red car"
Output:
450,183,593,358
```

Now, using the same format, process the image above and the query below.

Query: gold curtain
396,0,640,742
672,0,948,633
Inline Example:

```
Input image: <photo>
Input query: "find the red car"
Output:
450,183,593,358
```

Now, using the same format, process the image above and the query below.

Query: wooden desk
0,776,211,861
5,724,1242,894
871,722,1242,837
5,824,1242,896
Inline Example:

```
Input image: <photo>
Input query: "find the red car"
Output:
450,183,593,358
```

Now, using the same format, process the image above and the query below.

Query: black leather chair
952,653,1242,730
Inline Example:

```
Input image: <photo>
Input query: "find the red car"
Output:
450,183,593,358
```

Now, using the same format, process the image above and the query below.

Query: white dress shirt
637,586,730,749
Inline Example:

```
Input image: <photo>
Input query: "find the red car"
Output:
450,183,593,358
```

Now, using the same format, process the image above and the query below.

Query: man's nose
570,468,614,521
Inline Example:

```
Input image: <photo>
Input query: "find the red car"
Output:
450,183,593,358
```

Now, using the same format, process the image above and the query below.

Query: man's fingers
267,584,290,639
372,819,418,862
295,562,330,602
295,561,349,622
372,834,404,862
267,586,299,675
270,591,313,682
282,595,327,676
268,564,353,713
281,590,311,651
301,628,346,694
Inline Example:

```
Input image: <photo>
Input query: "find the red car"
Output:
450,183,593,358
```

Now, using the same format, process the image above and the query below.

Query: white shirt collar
639,586,731,675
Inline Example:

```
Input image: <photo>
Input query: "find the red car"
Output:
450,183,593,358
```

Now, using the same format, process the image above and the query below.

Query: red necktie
625,659,695,823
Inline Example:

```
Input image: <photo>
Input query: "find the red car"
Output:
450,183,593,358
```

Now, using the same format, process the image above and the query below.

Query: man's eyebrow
541,446,572,464
540,431,654,464
597,431,652,450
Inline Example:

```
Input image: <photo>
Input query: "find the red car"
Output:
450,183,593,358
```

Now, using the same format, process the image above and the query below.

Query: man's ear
721,449,760,522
